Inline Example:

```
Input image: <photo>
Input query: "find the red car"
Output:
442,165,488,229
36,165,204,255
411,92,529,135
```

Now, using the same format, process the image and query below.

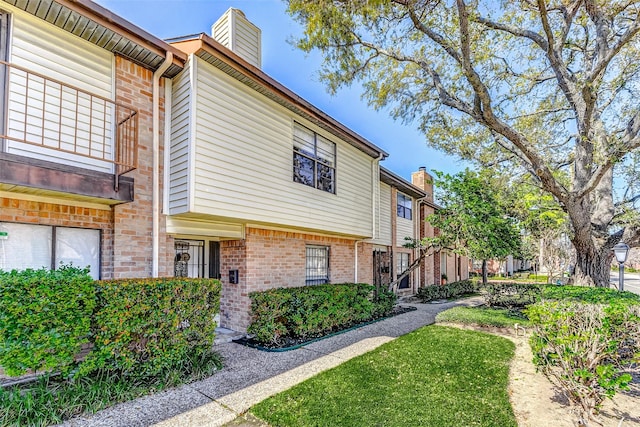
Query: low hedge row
481,282,640,308
247,283,396,345
0,266,95,377
416,280,478,302
483,282,542,309
0,267,221,380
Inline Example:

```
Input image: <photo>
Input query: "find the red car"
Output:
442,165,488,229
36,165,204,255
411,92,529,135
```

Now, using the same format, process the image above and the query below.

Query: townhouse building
0,3,468,332
0,0,186,280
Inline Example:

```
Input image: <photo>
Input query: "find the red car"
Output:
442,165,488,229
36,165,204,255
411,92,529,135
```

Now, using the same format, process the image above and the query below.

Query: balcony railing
0,60,137,190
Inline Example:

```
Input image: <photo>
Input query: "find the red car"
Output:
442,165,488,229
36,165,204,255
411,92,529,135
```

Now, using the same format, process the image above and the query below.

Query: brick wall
218,227,359,332
112,56,173,278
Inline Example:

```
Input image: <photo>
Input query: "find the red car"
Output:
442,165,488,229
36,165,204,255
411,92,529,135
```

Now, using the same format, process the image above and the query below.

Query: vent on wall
211,8,261,69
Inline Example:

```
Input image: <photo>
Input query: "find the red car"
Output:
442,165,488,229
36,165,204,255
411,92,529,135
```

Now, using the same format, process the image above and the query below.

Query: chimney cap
419,166,426,172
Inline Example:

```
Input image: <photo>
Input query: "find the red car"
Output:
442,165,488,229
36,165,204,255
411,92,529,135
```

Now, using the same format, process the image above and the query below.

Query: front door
174,239,204,278
209,241,221,280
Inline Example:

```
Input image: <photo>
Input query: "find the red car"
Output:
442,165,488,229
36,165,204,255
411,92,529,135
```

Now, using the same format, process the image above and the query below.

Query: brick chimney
411,166,433,202
212,8,261,68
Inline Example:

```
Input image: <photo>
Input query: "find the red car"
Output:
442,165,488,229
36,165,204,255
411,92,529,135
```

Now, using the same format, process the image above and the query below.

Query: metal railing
0,60,138,190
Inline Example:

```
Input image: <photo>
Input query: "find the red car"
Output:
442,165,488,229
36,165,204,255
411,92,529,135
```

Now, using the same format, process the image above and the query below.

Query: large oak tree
287,0,640,286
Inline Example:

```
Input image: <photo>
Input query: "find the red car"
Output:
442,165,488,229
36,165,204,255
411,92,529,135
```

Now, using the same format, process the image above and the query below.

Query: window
0,222,101,279
397,193,412,220
397,252,410,289
293,123,336,193
306,245,329,285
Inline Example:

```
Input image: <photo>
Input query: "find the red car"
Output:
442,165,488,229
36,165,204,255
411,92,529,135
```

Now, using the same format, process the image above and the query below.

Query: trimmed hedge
0,268,221,380
247,283,396,345
416,280,478,303
483,282,542,309
0,266,95,376
80,278,221,378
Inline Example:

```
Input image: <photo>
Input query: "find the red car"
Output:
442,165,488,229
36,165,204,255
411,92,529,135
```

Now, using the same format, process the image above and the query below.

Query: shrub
416,280,477,303
80,278,221,379
541,285,640,304
0,266,95,377
526,300,640,425
247,283,396,345
482,282,542,309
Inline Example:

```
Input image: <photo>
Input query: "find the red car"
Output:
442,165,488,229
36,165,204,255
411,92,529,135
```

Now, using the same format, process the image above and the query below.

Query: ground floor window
0,222,100,279
306,245,329,285
397,252,410,289
440,251,448,281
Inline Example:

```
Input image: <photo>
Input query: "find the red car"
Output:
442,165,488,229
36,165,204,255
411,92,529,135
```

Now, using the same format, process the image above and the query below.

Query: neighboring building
0,3,468,333
0,0,186,279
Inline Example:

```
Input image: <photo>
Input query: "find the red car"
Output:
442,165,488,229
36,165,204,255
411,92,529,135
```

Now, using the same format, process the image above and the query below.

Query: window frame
397,192,412,220
293,123,337,194
0,222,102,279
305,245,330,285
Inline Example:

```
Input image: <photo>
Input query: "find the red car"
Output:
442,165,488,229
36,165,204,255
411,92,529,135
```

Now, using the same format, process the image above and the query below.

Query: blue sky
95,0,467,180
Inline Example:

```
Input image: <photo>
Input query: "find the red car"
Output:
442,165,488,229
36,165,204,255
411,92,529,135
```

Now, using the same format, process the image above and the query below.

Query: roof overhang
170,33,389,160
380,167,427,200
2,0,186,77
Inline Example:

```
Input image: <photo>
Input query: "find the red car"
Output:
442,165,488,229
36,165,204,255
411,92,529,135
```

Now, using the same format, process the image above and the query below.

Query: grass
436,306,531,328
0,352,221,427
251,325,517,427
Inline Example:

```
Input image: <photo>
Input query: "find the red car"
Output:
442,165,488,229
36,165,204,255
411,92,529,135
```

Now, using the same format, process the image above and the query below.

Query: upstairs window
293,123,336,193
397,193,412,220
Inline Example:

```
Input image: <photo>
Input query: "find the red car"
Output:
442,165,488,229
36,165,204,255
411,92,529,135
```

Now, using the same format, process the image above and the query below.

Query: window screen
0,222,101,279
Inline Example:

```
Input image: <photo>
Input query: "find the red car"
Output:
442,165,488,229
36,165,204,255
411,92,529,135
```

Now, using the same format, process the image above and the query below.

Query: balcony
0,60,137,202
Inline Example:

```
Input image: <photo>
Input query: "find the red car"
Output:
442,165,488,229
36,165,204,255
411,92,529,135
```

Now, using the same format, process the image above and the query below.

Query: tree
424,169,522,285
287,0,640,286
509,182,573,282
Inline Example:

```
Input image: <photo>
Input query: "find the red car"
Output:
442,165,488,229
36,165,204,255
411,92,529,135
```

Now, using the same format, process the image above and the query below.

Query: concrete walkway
60,296,483,427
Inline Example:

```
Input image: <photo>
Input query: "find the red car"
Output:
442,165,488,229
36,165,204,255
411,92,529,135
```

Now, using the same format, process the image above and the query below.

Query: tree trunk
572,245,612,287
482,259,488,286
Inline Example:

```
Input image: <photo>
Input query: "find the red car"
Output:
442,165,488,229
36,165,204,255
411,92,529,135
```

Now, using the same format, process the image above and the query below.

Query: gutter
152,52,173,277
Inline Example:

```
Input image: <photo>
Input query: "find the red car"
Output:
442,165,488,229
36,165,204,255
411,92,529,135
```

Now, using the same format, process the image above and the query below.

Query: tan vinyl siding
5,4,113,172
369,182,392,245
234,22,260,67
168,60,192,214
190,58,373,237
396,214,414,247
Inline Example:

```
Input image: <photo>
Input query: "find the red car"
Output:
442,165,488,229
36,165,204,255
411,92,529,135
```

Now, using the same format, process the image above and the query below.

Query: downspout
152,52,173,277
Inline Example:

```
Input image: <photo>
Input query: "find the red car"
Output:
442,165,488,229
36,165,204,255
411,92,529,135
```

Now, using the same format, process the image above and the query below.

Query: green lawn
251,325,516,427
436,306,531,328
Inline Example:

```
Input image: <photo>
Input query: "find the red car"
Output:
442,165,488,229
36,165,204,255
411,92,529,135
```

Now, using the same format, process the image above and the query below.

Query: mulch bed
234,305,417,352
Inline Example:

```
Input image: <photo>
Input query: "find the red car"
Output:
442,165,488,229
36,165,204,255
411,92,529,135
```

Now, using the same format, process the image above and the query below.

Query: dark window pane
317,164,334,193
293,151,315,187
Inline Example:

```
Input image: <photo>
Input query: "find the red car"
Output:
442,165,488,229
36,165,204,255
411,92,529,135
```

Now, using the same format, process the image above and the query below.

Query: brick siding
218,227,360,332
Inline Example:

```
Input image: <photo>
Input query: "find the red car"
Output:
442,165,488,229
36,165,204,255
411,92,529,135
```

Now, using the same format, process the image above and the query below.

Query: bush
247,283,396,345
482,282,542,309
80,278,221,379
0,266,95,377
541,285,640,304
526,300,640,425
416,280,478,303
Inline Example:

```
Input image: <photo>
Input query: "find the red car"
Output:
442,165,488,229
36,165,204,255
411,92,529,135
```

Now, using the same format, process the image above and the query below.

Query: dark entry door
209,241,221,280
373,249,391,288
